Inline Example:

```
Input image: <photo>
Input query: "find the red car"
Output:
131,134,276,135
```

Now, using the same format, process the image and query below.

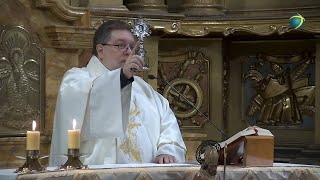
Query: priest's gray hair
92,20,132,56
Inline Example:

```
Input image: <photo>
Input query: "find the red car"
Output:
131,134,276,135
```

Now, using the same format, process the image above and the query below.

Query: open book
219,126,273,148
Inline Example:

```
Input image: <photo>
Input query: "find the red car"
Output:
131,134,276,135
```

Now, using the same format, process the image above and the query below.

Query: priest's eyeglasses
101,43,134,52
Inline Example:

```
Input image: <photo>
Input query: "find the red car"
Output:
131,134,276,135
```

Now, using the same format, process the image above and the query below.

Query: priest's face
97,30,136,70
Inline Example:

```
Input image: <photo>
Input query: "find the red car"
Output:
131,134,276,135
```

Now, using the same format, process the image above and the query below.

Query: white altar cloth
0,163,319,180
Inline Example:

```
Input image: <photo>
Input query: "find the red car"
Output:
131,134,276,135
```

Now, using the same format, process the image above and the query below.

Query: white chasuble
49,56,186,166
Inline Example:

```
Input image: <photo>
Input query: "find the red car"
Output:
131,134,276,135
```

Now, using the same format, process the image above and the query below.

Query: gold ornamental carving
43,20,320,49
45,19,181,49
150,21,180,34
158,51,209,129
34,0,320,49
224,25,292,36
244,52,315,126
178,23,293,37
0,26,44,135
182,0,224,16
163,78,203,118
34,0,88,24
124,0,168,12
177,20,320,37
42,13,320,49
45,25,95,49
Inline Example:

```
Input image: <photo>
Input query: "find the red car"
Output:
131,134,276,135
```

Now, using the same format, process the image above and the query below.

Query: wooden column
315,38,320,144
143,36,160,89
209,39,225,141
87,0,128,11
124,0,167,12
182,0,225,16
228,54,246,136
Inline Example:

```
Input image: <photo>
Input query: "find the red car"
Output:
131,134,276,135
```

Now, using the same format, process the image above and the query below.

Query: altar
1,163,319,180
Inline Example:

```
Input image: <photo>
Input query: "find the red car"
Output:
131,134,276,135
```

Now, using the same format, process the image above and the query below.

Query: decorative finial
131,18,152,70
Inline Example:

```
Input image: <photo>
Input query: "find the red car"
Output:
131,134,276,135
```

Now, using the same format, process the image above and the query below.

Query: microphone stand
148,75,227,139
149,75,228,179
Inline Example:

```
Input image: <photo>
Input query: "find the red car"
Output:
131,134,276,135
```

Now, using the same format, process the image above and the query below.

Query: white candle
68,119,80,149
26,121,40,150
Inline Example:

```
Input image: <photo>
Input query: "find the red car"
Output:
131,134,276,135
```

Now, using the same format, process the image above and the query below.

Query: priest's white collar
86,55,110,76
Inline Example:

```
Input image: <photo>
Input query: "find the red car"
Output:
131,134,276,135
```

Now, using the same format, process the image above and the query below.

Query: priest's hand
122,42,144,79
153,154,176,164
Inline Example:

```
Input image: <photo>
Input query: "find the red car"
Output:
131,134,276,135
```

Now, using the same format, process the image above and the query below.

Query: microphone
148,74,227,138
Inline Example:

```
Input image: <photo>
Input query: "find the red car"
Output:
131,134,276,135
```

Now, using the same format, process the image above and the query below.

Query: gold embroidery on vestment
120,101,142,162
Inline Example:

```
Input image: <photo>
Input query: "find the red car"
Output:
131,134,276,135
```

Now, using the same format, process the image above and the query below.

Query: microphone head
148,74,157,80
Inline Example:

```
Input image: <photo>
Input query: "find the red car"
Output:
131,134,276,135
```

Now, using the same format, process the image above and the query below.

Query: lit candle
26,121,40,150
68,119,80,149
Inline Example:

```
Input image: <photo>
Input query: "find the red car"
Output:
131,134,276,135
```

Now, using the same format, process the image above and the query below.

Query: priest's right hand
122,42,144,79
153,154,177,164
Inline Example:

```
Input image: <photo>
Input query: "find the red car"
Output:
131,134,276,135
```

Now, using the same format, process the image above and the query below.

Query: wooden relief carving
244,52,315,127
0,26,44,136
158,51,209,129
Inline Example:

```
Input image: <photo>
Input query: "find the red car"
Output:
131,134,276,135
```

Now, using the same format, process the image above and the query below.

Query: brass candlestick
15,150,46,173
57,149,88,170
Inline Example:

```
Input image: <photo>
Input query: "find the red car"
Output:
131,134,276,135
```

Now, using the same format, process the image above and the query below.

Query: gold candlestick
15,150,46,173
57,119,88,170
16,121,46,173
57,149,88,170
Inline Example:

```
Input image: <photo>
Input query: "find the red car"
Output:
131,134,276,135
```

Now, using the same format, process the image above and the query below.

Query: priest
49,20,186,166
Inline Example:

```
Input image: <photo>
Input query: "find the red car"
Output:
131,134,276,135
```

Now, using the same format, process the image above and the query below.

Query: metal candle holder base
58,149,88,170
15,150,46,173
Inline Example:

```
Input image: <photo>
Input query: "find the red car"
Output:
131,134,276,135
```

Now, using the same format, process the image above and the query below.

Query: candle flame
32,120,36,131
73,119,76,130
